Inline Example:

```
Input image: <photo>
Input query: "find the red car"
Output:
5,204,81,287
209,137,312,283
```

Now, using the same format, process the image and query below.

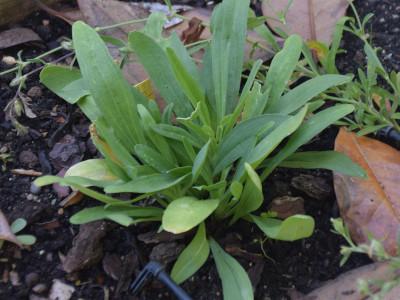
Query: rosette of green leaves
36,0,365,298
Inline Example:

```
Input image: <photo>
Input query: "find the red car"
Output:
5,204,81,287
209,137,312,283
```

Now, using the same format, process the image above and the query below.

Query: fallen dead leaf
262,0,350,44
11,169,42,177
297,261,399,300
60,191,84,208
0,210,22,247
77,0,149,83
0,28,41,49
181,17,205,45
0,0,59,26
334,128,400,256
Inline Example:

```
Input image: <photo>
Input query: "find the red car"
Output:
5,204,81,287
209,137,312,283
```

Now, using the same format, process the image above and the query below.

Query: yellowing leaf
162,197,219,234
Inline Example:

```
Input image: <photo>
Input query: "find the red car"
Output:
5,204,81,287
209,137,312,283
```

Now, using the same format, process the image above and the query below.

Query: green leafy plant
35,0,365,298
0,218,36,248
302,6,400,136
332,218,400,300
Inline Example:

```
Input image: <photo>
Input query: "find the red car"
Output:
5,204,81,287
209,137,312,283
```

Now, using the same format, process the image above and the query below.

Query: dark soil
0,1,398,299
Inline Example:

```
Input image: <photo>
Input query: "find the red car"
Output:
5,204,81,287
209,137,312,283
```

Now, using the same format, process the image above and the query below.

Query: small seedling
0,218,36,249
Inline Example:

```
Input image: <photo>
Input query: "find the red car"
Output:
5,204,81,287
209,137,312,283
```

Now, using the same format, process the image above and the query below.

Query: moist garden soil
0,0,399,299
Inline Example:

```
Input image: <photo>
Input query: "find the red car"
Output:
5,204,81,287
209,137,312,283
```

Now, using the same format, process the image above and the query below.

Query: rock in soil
102,253,122,281
137,230,186,244
27,86,43,98
25,272,40,288
32,283,48,294
62,221,114,273
48,279,75,300
268,196,305,219
149,242,185,265
49,134,84,171
19,150,38,168
291,174,332,200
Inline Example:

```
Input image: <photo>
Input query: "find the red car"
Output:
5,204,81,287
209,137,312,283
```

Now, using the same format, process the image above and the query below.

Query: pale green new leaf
65,159,119,185
162,197,219,234
209,238,254,300
251,214,314,241
279,151,366,178
171,223,210,284
11,218,27,234
16,235,36,246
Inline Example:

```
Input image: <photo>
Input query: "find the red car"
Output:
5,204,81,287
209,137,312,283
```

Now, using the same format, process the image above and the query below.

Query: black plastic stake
375,126,400,150
130,261,192,300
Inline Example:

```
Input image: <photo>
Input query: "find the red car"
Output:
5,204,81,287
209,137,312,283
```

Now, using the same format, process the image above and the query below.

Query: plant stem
95,17,149,31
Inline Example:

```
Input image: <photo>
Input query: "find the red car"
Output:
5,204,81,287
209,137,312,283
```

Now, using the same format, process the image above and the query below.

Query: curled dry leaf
0,28,41,49
59,190,83,208
0,210,22,247
334,128,400,256
11,169,42,177
262,0,350,44
297,261,396,300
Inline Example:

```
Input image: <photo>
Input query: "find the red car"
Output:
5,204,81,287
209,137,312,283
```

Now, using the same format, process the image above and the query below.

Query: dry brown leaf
0,0,59,26
262,0,350,44
297,261,398,300
77,0,149,84
11,169,42,176
334,128,400,256
0,210,22,247
181,17,205,45
60,191,83,208
0,28,41,49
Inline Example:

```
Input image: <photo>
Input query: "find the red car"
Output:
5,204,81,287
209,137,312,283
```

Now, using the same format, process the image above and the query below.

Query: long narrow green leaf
264,35,303,111
152,124,202,148
171,223,210,284
247,106,307,168
278,151,366,178
105,170,191,194
262,104,354,179
134,144,175,172
129,31,192,117
211,0,250,120
72,21,144,150
70,206,163,226
209,238,254,300
265,75,352,114
192,140,211,182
